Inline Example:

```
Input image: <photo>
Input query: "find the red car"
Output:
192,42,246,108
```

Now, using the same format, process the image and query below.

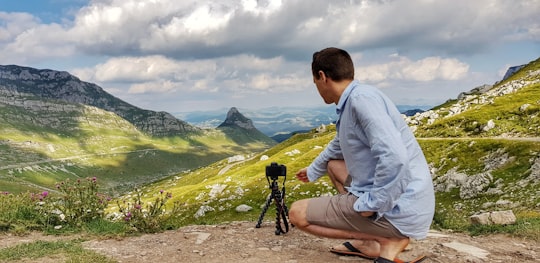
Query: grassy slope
414,57,540,137
0,102,271,195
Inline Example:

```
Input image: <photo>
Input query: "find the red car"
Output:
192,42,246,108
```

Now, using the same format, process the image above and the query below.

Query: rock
235,204,252,212
459,172,492,199
482,119,495,132
469,210,516,225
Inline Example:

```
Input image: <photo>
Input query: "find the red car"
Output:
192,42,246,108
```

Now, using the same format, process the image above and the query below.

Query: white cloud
1,0,538,112
75,54,306,97
0,12,74,64
357,55,469,83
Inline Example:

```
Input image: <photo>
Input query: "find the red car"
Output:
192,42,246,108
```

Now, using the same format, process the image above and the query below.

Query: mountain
217,107,277,146
0,65,275,194
177,105,430,140
0,65,198,136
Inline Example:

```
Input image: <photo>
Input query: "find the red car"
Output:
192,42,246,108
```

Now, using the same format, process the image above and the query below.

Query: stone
469,210,516,225
235,204,252,212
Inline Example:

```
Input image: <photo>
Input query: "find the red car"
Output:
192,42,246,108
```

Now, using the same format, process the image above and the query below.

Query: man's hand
296,168,309,182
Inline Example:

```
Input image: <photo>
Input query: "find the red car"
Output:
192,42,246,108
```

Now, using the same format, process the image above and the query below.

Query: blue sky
1,0,539,113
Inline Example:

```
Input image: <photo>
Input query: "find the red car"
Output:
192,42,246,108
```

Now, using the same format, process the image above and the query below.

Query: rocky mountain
217,107,257,130
217,107,277,146
178,105,429,142
0,65,199,136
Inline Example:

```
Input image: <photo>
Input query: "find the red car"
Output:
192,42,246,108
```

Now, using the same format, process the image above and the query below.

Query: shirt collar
335,80,359,115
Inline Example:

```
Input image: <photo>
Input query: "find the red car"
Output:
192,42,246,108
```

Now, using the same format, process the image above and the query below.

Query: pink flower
124,212,132,221
42,191,48,197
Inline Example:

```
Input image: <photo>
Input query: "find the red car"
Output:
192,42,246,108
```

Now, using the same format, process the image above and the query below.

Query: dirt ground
1,221,538,263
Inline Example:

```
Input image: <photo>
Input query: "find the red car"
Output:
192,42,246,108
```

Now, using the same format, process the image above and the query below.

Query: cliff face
0,65,199,136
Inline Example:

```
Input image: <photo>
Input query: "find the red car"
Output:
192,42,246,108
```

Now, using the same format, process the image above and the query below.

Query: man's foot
378,237,410,262
329,240,379,259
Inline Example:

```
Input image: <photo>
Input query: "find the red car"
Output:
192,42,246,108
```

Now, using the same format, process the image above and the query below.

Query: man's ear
318,70,326,81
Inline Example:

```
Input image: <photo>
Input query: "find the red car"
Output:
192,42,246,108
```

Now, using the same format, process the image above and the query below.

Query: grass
0,239,116,263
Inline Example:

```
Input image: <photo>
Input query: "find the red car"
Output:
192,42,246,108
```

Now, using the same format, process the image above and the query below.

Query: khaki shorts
306,193,406,238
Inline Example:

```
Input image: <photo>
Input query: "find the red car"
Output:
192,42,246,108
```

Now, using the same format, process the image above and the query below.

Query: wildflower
160,190,164,194
124,212,132,221
42,191,48,198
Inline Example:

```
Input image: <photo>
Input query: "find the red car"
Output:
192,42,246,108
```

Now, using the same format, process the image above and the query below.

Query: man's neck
333,79,353,105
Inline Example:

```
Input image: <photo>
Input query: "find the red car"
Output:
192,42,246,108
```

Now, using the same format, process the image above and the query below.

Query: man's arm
306,135,343,182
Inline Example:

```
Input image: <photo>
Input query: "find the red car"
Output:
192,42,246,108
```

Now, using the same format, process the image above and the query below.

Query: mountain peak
218,107,256,130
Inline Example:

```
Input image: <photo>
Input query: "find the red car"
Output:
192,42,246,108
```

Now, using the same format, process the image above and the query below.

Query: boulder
469,210,516,225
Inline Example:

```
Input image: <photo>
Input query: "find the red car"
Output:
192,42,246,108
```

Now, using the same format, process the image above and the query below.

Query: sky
1,0,539,114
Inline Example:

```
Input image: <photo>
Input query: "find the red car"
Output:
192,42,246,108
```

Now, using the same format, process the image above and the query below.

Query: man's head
311,47,354,104
311,47,354,81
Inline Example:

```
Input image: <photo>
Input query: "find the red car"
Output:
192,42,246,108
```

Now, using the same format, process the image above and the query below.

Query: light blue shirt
307,80,435,239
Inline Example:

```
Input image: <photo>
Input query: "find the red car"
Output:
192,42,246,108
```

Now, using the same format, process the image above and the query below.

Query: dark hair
311,47,354,81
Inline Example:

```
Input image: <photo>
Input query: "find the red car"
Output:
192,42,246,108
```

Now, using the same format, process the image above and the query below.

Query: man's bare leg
327,160,382,256
289,199,409,261
327,159,349,194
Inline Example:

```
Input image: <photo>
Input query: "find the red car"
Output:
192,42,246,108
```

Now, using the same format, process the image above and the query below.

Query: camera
257,162,290,234
266,162,286,180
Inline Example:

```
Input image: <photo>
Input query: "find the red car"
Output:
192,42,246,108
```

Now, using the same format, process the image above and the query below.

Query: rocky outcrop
217,107,257,130
405,67,540,133
216,107,276,146
0,65,200,136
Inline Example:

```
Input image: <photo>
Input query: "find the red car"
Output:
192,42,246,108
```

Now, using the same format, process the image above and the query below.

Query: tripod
255,175,290,235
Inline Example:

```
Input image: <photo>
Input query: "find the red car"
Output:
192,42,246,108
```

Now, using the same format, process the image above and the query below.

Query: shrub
51,177,110,226
115,189,181,233
0,191,46,232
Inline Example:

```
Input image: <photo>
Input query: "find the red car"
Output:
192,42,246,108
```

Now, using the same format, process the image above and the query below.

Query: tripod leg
273,189,290,235
255,193,273,228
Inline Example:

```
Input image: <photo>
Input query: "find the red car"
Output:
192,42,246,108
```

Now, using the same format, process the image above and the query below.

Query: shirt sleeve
307,135,343,182
351,94,412,213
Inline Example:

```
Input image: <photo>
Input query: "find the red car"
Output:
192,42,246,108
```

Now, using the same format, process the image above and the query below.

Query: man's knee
288,199,309,227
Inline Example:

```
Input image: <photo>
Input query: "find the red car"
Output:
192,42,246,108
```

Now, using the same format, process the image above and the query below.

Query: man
288,47,435,263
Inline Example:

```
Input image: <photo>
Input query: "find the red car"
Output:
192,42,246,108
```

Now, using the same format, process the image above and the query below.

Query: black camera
266,162,286,180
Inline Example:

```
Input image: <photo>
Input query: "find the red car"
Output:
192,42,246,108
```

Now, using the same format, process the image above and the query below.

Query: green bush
115,189,182,233
51,177,110,226
0,191,47,233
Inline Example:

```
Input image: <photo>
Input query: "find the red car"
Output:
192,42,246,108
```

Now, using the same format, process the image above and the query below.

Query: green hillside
0,101,272,195
411,57,540,137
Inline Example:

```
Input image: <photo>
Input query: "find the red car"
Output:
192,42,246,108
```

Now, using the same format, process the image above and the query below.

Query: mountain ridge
0,65,198,136
0,65,275,194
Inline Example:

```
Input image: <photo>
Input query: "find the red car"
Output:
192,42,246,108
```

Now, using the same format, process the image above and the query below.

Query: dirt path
3,221,537,263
